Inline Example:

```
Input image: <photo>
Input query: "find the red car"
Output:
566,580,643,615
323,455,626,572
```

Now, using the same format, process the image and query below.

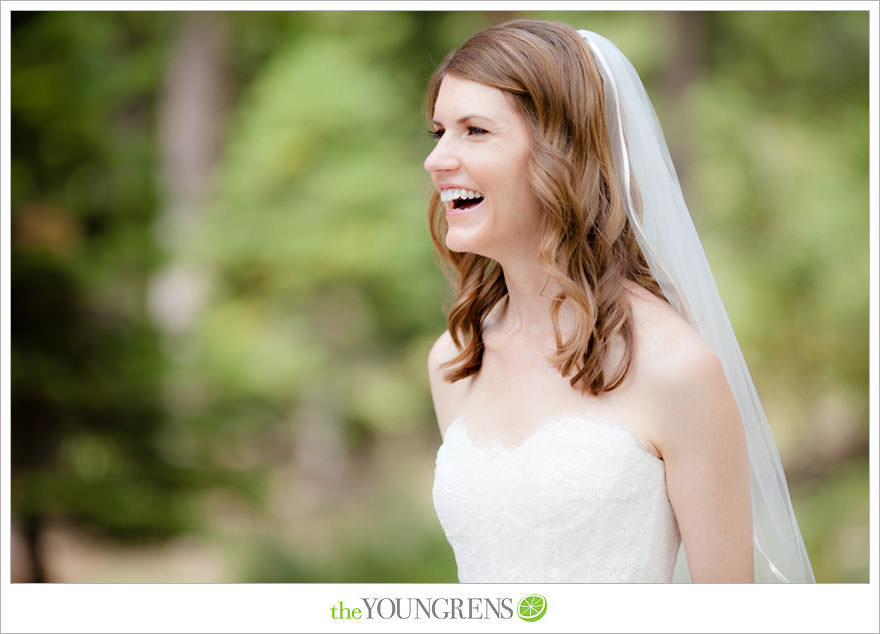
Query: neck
491,253,567,339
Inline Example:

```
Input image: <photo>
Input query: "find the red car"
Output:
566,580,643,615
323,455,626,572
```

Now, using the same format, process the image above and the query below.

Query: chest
463,343,604,429
459,340,662,456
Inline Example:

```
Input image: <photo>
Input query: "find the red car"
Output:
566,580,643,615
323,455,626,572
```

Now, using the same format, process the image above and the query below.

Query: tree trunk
22,515,48,582
660,11,706,194
149,12,228,335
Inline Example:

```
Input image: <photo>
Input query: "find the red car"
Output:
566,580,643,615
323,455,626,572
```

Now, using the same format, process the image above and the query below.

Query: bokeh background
10,10,869,582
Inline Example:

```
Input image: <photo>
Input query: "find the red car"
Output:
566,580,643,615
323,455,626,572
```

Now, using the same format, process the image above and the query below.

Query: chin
444,231,469,254
445,225,489,256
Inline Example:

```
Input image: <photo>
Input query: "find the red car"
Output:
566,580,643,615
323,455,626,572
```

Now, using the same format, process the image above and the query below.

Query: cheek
515,150,534,190
504,151,539,207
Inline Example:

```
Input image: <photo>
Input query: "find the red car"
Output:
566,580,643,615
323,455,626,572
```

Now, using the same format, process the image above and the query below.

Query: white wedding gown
432,413,681,582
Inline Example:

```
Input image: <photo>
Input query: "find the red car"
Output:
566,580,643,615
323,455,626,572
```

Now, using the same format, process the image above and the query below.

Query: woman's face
424,74,543,261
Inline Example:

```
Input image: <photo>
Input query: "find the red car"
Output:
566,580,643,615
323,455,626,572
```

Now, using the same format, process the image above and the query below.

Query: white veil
578,29,814,583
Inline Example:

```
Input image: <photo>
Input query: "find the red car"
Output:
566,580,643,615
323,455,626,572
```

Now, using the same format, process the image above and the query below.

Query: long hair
426,19,665,395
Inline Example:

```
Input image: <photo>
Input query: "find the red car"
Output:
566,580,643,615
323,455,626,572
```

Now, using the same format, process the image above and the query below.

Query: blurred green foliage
11,11,215,561
10,10,868,582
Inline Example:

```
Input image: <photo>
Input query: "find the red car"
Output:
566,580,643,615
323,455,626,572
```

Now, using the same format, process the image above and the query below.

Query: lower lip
446,199,485,217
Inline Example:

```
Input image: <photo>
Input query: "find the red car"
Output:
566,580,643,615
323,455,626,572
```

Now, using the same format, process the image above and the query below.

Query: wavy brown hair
426,19,666,395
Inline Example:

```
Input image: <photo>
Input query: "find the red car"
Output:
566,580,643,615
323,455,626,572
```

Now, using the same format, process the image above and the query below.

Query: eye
467,126,488,136
428,128,444,140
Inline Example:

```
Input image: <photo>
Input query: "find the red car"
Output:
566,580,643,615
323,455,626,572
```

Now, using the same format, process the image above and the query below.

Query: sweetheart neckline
442,413,663,463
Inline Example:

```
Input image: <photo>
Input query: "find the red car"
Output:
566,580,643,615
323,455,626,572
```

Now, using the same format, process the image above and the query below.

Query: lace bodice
432,414,681,582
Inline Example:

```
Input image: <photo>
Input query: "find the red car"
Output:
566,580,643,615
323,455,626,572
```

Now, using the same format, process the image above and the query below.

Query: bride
425,19,813,583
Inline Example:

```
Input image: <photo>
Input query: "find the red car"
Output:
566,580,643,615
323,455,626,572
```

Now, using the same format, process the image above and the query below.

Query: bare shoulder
627,284,721,384
627,285,743,458
428,330,458,373
427,330,470,437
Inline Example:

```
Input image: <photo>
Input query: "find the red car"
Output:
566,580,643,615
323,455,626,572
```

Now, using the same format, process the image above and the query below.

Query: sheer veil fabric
577,29,814,582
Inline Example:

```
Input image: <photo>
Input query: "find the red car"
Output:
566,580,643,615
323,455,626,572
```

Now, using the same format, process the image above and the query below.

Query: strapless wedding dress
432,414,681,582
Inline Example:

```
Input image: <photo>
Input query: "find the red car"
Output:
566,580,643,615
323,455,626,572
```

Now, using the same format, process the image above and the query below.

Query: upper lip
436,183,482,192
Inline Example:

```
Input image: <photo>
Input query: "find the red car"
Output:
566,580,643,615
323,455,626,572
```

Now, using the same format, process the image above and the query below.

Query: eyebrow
431,114,494,127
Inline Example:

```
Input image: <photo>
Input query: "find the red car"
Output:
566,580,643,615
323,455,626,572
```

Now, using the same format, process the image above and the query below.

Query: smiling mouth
441,188,485,213
453,196,484,210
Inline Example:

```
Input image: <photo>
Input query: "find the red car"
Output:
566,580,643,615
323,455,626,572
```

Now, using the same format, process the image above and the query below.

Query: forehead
432,74,519,123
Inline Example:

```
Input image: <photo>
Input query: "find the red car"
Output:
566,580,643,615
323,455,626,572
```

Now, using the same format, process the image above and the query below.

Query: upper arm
427,330,469,437
657,342,754,582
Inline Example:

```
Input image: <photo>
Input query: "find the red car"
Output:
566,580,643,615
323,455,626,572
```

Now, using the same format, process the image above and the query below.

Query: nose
424,137,460,174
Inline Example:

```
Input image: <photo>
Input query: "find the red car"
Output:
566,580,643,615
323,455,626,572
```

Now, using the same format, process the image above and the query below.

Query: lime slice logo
517,594,547,622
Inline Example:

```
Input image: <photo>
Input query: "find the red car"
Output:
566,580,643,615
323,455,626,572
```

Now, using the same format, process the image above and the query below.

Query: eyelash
428,126,488,140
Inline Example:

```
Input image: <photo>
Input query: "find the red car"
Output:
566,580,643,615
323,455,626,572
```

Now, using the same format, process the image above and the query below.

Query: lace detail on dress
432,414,681,582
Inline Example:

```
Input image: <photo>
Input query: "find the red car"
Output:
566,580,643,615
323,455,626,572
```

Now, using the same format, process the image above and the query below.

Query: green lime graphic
517,594,547,622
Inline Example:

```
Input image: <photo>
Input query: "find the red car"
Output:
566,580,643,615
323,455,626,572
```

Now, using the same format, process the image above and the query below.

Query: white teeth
440,188,484,202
